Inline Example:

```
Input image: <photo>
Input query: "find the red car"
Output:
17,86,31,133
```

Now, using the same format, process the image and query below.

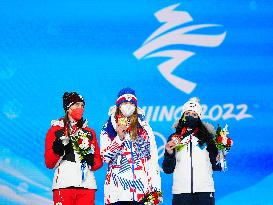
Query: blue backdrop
0,0,273,204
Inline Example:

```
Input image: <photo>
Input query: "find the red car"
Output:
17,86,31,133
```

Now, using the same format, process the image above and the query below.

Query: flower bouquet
141,189,163,205
71,129,95,160
214,124,233,171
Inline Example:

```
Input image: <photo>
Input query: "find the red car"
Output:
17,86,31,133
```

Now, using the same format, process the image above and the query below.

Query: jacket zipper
130,140,135,201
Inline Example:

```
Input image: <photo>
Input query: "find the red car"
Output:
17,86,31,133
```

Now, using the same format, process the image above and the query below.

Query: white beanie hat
182,97,202,117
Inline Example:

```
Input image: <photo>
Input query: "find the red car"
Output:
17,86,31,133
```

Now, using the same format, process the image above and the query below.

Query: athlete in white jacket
162,97,221,205
100,88,161,205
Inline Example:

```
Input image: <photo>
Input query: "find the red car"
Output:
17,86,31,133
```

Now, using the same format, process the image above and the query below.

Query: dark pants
172,192,215,205
108,202,142,205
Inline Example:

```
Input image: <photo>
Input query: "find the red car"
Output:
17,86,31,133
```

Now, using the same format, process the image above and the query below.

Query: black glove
81,153,94,166
52,139,65,156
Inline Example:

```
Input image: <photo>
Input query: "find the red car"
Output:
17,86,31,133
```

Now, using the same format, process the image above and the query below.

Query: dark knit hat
116,87,137,107
63,92,85,112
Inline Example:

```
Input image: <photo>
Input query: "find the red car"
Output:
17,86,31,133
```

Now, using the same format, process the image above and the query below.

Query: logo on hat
134,3,226,94
124,94,133,101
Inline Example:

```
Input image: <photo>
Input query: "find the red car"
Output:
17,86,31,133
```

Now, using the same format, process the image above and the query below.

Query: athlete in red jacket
44,92,102,205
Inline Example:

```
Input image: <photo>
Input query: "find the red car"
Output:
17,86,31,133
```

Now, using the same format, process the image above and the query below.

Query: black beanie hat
63,92,85,112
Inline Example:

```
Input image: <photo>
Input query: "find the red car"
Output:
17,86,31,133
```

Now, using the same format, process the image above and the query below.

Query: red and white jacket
44,118,102,190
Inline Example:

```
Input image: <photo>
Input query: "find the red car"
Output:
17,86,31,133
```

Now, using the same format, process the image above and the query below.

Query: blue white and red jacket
100,106,161,204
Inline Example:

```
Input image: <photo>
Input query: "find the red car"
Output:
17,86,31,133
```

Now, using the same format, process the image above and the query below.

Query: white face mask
120,103,136,117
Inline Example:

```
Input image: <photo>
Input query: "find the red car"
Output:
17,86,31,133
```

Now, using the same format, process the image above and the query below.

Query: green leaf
175,144,185,152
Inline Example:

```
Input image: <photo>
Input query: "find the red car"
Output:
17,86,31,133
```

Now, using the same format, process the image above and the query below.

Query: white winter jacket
172,133,215,194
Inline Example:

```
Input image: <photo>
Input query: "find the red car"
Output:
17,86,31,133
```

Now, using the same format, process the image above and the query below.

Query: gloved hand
52,139,65,156
52,129,67,156
81,153,94,167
